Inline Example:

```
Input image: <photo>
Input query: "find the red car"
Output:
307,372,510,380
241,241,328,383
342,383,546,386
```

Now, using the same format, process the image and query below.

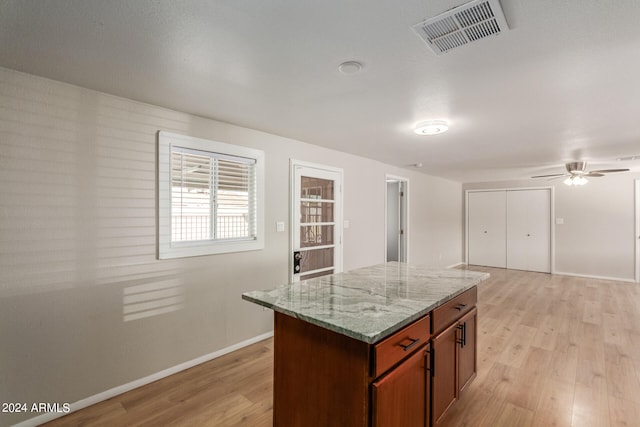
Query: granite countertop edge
242,263,490,344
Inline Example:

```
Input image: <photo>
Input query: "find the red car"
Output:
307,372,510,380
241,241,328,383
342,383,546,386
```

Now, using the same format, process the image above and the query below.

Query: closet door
468,191,506,268
506,189,551,273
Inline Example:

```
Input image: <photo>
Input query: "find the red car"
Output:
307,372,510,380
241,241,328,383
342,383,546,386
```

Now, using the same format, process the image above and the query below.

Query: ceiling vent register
617,155,640,161
412,0,509,55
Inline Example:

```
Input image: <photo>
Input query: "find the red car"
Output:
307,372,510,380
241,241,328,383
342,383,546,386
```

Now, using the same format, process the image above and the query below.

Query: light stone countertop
242,262,490,344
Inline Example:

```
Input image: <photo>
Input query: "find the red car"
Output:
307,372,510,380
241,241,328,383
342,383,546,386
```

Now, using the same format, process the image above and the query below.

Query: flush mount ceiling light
338,61,363,75
414,120,449,135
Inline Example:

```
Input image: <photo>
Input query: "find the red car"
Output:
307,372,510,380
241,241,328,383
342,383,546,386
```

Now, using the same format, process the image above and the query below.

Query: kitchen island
242,262,489,427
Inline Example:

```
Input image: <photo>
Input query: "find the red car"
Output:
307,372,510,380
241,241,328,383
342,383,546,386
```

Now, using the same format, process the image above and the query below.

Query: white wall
0,67,463,426
464,174,640,282
411,176,463,266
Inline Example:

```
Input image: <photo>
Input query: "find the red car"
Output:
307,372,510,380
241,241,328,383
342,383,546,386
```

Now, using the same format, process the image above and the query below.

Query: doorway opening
386,176,408,262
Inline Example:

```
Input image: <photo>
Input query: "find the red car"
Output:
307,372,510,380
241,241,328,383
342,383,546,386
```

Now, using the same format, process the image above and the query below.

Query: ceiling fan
531,161,629,186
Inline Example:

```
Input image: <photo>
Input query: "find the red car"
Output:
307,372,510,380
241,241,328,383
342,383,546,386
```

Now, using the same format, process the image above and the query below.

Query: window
158,131,264,259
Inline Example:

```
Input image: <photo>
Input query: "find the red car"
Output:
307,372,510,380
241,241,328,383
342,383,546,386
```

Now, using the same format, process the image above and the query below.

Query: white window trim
158,131,265,259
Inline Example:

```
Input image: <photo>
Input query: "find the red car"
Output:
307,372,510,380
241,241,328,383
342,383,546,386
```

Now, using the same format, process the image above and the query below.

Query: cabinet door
372,344,429,427
506,189,551,272
458,308,477,393
431,322,458,426
468,191,507,268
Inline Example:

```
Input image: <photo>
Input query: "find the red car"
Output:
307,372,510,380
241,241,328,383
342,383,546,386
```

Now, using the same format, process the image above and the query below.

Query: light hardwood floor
43,338,274,426
44,267,640,426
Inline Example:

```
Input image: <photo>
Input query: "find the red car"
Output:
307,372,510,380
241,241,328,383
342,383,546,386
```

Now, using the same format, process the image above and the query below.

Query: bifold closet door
468,191,506,268
506,189,551,273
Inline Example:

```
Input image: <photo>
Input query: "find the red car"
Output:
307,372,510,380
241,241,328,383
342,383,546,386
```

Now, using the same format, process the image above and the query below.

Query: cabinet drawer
374,315,431,378
432,287,477,334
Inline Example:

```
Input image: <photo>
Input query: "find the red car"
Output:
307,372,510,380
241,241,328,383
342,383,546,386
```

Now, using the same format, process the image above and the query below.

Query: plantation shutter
171,146,257,242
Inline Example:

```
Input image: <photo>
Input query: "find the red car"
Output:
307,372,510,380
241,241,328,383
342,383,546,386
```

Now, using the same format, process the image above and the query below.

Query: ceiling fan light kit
531,161,630,186
563,176,588,186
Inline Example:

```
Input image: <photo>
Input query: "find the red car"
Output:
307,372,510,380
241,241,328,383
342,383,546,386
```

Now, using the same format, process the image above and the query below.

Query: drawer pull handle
455,303,467,311
399,338,420,352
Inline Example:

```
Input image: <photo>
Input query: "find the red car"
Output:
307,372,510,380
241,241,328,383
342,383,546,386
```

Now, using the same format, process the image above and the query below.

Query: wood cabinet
271,286,478,427
432,321,458,425
458,308,477,393
372,344,430,427
371,314,432,426
273,312,370,427
273,312,432,427
431,288,478,426
373,315,431,377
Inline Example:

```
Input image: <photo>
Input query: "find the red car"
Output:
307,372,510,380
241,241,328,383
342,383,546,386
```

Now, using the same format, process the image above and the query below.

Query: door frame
289,159,344,283
465,186,555,273
635,179,639,283
385,174,409,263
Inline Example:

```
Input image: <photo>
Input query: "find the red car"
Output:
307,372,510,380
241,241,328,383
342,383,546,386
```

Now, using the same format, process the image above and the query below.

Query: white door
506,189,551,273
467,191,506,268
291,161,343,282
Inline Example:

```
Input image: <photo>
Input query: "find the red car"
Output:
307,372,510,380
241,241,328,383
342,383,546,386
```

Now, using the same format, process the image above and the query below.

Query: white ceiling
1,0,640,183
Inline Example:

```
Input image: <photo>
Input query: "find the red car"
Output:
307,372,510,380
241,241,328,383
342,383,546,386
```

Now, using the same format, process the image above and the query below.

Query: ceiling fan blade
584,173,605,177
531,173,567,178
588,168,630,174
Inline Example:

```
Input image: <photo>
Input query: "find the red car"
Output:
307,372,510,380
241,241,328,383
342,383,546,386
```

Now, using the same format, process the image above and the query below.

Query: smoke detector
411,0,509,55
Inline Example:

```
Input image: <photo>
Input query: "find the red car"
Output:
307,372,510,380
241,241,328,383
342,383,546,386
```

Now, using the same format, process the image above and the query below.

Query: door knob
293,251,302,273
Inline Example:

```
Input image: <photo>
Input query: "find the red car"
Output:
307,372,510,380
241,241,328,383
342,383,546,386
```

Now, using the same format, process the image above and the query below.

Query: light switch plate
276,221,285,232
343,220,350,229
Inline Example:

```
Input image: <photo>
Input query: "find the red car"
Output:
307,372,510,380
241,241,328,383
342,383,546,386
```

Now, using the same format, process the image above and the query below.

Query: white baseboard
553,271,637,283
447,261,466,269
12,331,274,427
456,263,636,284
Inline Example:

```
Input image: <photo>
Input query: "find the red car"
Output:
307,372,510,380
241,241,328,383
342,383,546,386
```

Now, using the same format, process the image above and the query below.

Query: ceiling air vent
617,155,640,161
412,0,509,55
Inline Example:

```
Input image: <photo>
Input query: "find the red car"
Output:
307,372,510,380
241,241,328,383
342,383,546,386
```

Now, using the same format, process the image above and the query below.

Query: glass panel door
292,163,343,282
